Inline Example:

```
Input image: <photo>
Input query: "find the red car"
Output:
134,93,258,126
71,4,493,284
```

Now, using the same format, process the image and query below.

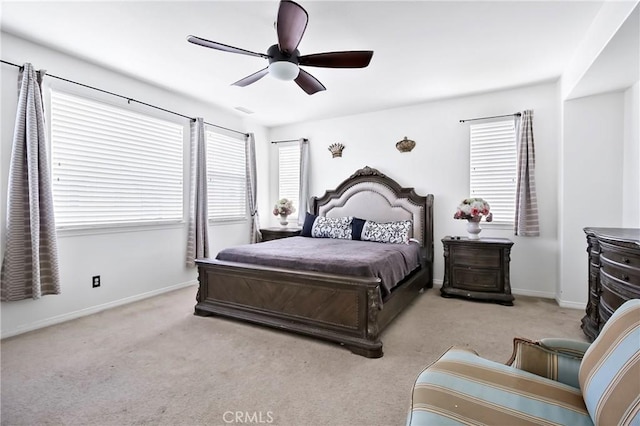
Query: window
50,91,184,229
206,130,246,221
469,120,517,225
278,144,300,213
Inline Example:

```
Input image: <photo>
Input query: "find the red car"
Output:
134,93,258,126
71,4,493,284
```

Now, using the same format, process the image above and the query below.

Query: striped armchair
408,299,640,426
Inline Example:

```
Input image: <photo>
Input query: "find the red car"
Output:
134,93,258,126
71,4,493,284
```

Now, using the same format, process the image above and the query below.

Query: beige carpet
1,285,587,426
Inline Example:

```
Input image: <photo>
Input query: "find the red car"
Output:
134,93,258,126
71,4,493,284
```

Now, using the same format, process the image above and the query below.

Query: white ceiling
1,1,606,128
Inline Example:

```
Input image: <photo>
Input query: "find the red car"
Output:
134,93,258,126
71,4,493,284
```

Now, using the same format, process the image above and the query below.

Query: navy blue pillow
301,212,318,237
351,217,366,240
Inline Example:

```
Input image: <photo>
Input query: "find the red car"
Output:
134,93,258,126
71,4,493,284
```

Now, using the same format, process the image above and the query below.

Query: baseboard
555,298,587,310
1,280,197,340
511,288,556,299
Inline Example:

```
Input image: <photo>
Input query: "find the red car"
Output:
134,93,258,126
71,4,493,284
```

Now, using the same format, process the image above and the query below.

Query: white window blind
206,130,246,221
50,91,184,229
278,144,300,213
469,120,517,225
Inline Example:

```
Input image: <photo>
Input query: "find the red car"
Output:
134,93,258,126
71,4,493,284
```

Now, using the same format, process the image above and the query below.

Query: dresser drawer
451,248,500,268
599,273,637,320
452,268,501,292
601,258,640,285
600,242,640,270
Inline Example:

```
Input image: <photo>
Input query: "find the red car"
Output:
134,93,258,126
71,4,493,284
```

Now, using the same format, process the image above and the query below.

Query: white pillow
311,216,353,239
361,220,412,244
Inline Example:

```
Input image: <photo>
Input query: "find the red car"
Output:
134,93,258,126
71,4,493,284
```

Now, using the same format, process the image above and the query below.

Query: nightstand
441,236,514,305
260,227,301,242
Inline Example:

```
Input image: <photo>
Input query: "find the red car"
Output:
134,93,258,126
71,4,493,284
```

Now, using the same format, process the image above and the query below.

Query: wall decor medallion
396,137,416,153
328,143,345,158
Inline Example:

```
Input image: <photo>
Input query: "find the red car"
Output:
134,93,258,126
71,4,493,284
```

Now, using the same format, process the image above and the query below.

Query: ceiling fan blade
232,68,269,87
294,69,326,95
298,51,374,68
276,0,308,54
187,35,268,59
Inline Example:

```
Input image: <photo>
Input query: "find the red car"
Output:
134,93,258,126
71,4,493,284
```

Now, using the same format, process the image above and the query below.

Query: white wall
269,82,560,299
559,91,625,306
0,33,265,338
623,82,640,227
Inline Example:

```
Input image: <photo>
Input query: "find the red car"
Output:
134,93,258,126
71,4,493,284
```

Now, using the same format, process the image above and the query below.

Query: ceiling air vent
234,106,254,115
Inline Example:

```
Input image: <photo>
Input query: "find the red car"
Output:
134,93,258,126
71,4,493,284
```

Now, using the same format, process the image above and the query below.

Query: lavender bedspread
215,236,422,297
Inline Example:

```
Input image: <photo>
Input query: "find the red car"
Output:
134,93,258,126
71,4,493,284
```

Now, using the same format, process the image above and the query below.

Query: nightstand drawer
453,268,501,292
452,248,500,268
260,227,301,242
441,237,514,305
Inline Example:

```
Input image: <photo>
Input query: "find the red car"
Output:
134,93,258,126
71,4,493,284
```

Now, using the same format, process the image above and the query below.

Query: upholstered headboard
311,166,434,262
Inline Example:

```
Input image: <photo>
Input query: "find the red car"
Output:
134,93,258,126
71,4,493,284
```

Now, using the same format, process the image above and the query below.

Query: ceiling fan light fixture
188,1,372,95
268,61,299,81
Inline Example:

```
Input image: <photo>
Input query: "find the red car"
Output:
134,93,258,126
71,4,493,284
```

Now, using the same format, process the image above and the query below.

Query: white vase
279,214,289,227
466,218,482,240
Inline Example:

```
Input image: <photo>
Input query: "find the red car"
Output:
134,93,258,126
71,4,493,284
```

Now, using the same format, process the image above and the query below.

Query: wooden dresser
582,228,640,341
441,237,514,305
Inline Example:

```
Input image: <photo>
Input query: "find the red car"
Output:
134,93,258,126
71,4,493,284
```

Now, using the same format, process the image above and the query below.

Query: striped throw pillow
507,338,584,388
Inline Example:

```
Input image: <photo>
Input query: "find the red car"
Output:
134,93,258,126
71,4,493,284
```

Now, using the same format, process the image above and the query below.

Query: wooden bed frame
195,166,434,358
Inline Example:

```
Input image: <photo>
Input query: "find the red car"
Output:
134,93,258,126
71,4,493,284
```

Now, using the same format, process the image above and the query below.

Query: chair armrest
507,338,586,389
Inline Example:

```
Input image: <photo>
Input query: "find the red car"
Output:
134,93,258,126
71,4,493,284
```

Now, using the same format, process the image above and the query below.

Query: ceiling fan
187,0,374,95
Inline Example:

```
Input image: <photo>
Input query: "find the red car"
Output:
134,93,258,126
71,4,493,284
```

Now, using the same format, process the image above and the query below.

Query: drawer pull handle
622,258,630,264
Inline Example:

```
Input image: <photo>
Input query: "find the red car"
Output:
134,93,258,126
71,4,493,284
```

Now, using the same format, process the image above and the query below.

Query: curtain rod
459,112,521,123
271,138,308,144
1,59,249,137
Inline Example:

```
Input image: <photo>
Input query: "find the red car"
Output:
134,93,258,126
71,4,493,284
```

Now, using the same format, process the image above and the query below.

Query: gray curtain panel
298,139,310,225
186,118,210,267
245,133,261,243
1,63,60,301
514,110,540,236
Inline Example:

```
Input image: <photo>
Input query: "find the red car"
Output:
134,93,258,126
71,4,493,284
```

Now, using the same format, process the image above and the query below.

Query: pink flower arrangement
273,198,296,217
453,197,493,222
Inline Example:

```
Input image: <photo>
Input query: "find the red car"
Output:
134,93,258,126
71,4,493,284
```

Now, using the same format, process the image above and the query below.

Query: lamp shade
268,61,299,81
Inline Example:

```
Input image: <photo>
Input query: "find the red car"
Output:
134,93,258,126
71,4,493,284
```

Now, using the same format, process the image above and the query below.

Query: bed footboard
195,259,429,358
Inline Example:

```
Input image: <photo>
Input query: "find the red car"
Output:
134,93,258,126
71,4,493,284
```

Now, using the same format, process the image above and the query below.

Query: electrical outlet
92,275,101,288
